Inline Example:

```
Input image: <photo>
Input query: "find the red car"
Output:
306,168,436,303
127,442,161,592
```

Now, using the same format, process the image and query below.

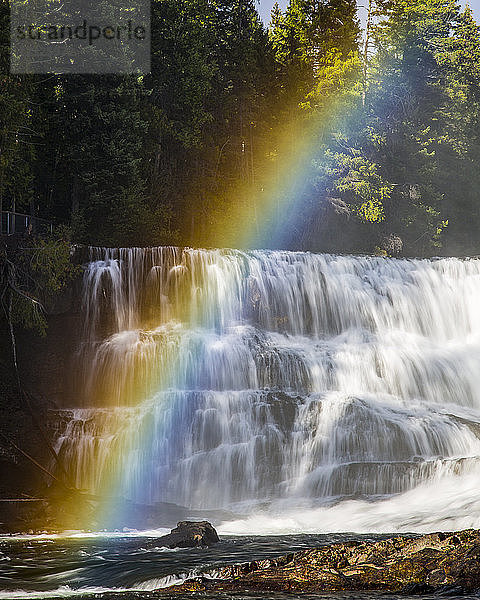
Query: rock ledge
163,529,480,595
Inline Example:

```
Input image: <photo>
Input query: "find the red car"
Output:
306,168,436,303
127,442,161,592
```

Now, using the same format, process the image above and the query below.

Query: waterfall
55,248,480,531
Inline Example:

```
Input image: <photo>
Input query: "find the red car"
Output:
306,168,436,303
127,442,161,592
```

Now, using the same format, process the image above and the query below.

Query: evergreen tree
0,1,36,217
2,0,480,255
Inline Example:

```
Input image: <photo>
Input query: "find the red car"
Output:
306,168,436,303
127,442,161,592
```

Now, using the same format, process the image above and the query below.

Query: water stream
5,249,480,598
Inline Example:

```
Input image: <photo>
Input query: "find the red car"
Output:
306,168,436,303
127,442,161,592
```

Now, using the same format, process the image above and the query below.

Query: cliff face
16,314,81,408
0,339,53,530
0,276,83,526
15,279,84,409
166,530,480,595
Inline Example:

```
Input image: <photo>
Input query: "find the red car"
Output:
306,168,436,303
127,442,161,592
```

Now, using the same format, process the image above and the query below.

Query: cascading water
55,248,480,532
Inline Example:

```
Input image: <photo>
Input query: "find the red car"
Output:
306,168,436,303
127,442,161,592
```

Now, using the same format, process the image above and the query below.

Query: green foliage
296,0,480,255
1,0,480,255
325,152,390,222
7,229,78,334
0,2,36,215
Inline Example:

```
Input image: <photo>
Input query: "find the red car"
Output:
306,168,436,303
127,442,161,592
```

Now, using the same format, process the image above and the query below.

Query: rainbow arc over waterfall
55,248,480,533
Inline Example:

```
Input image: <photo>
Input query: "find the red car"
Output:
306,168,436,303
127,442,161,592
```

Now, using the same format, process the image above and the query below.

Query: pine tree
0,1,36,218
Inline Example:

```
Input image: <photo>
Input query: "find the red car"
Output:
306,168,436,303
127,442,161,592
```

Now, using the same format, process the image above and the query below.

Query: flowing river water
4,249,480,598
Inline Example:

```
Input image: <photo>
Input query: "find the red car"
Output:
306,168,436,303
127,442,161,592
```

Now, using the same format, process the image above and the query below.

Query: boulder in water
157,521,219,549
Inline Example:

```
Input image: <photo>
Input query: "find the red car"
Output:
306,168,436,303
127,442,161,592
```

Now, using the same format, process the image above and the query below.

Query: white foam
218,468,480,535
0,527,170,542
0,587,119,600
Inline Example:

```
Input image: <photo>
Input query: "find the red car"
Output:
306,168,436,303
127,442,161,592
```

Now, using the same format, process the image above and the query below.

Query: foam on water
0,587,121,599
218,466,480,535
0,528,170,542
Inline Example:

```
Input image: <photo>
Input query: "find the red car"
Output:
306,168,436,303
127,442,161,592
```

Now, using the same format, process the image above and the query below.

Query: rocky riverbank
163,529,480,595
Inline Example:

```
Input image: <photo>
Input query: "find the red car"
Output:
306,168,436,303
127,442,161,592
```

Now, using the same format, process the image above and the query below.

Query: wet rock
401,582,435,595
156,521,219,549
434,584,467,596
159,529,480,595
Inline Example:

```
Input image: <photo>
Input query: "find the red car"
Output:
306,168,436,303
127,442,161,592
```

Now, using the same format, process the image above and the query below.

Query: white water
55,248,480,532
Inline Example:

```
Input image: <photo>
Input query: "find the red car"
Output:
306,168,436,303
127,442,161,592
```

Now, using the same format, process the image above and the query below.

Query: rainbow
213,51,363,251
65,49,364,531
